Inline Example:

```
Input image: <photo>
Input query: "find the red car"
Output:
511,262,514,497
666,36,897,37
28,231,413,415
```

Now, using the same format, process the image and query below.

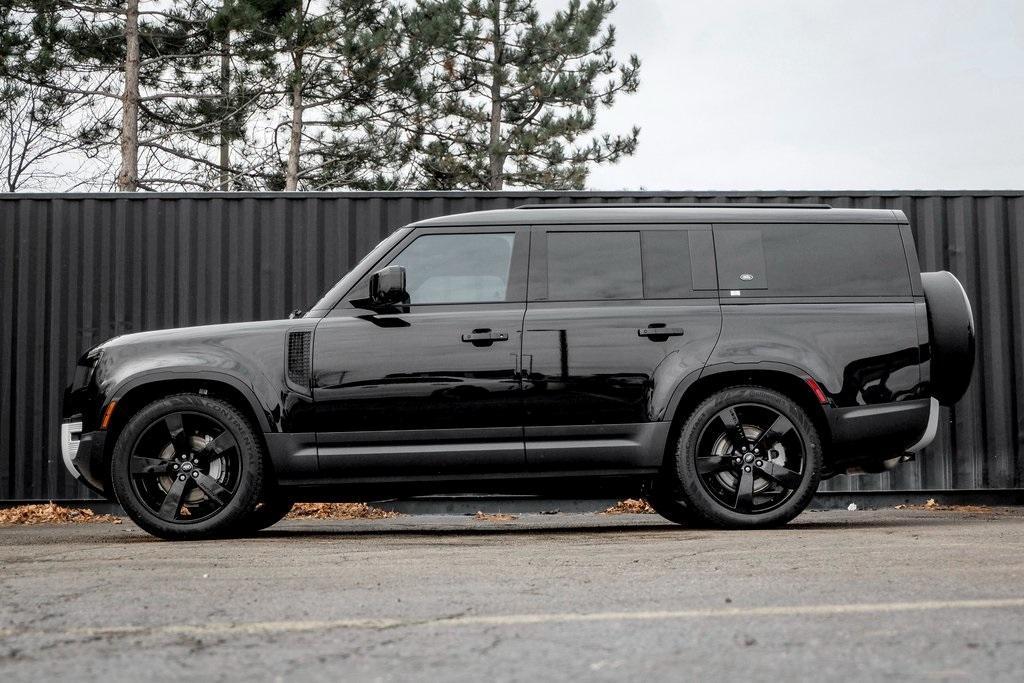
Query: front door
521,225,722,470
313,227,529,477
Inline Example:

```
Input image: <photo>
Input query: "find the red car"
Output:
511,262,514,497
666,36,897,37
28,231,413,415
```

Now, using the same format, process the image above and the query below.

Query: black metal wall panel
1,190,1021,500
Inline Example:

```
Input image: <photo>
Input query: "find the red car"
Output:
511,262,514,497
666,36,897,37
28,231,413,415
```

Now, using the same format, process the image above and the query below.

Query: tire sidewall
110,394,264,540
238,493,294,534
646,480,698,526
674,386,822,528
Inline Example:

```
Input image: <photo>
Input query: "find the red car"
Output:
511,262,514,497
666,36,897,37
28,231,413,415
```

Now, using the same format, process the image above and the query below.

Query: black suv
62,204,975,539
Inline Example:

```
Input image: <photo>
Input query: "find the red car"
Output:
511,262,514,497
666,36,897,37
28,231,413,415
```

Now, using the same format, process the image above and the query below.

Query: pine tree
1,1,290,191
233,0,421,191
406,0,641,190
143,0,278,190
0,5,98,190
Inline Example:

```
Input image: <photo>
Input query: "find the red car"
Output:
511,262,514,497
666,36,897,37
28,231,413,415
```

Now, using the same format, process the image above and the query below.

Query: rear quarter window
714,224,912,297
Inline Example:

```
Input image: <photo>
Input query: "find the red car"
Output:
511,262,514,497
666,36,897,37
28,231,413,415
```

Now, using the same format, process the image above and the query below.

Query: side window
388,233,515,304
546,231,643,300
714,228,768,290
714,224,912,296
640,230,717,297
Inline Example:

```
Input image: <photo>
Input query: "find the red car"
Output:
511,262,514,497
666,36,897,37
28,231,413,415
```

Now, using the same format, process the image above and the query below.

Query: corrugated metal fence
1,191,1022,500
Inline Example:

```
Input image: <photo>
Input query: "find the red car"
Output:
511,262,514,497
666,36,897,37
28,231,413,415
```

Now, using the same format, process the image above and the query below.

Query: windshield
305,228,411,314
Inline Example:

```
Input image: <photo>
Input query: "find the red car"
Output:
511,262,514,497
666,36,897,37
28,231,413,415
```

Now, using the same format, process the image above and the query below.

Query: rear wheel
110,393,265,540
646,480,698,526
667,386,821,529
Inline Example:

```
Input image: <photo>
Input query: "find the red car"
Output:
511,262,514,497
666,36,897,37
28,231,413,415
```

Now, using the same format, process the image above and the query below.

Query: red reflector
805,378,828,404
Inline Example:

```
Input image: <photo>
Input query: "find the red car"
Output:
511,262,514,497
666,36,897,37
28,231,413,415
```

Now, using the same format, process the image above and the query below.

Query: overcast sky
548,0,1024,191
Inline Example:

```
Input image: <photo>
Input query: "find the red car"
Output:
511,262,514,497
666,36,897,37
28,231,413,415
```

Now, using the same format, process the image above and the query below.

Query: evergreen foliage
0,0,641,191
406,0,640,189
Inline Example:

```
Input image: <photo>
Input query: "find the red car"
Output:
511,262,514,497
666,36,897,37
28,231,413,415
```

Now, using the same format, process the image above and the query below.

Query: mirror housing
369,266,409,308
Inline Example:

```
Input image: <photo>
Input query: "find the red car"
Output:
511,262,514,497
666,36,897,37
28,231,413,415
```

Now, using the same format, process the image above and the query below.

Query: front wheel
667,386,822,529
110,393,266,540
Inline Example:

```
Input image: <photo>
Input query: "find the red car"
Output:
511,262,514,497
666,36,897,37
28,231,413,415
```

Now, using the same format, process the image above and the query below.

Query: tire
667,386,822,529
921,271,976,406
237,492,294,534
646,480,699,526
110,393,265,540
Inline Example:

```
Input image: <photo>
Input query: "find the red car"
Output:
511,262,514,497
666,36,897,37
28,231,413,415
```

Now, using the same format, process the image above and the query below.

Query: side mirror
369,266,409,308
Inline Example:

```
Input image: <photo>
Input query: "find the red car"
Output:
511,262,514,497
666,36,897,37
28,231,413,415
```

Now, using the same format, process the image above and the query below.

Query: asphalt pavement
2,507,1024,682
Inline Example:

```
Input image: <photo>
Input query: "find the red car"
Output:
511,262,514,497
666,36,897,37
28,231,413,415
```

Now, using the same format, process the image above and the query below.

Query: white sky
548,0,1024,191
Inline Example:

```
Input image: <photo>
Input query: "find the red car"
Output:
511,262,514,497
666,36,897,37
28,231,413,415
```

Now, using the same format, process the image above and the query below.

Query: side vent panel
287,330,312,390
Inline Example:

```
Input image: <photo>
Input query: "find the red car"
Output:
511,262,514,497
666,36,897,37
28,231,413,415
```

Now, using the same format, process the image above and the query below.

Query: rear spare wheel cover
921,271,976,405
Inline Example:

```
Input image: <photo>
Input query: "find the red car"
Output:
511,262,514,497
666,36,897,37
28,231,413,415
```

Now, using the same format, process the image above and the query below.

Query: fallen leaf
286,502,398,520
603,498,656,515
474,511,517,522
0,502,121,526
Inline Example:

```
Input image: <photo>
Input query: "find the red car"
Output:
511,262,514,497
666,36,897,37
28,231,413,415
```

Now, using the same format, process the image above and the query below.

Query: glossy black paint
521,300,721,469
61,205,940,501
65,319,310,435
312,304,527,475
709,302,926,408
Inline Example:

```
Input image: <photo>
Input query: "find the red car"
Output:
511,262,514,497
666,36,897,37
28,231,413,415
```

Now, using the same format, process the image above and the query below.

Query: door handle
638,325,685,339
461,329,509,344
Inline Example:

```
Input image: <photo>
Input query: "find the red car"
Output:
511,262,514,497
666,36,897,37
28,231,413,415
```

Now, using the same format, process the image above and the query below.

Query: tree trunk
284,0,304,192
285,57,303,191
218,29,231,191
116,0,140,191
487,0,504,190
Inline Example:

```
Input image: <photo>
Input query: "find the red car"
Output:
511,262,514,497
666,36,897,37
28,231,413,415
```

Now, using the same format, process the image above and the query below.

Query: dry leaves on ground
0,502,122,526
285,502,399,520
894,499,995,515
603,498,656,514
474,511,518,522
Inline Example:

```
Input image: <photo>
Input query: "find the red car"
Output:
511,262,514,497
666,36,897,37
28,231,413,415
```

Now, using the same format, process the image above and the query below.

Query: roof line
514,202,833,210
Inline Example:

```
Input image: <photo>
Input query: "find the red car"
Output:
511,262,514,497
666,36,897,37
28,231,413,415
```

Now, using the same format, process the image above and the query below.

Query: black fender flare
663,361,828,432
109,369,276,433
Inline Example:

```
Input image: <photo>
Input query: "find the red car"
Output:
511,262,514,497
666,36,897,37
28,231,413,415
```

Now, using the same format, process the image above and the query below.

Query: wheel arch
662,364,832,466
100,373,273,492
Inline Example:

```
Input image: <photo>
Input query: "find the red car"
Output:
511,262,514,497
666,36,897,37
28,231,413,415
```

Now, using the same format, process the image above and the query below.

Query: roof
409,204,906,227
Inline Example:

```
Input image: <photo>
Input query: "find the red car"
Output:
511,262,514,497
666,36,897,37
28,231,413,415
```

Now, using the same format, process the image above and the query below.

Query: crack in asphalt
3,597,1024,643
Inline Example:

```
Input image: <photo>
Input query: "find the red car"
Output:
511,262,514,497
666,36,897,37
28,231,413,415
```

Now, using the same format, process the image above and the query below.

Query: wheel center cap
181,462,194,472
744,454,754,463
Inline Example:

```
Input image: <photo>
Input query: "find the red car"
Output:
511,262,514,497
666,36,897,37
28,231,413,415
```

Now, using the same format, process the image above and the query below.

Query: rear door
520,224,722,470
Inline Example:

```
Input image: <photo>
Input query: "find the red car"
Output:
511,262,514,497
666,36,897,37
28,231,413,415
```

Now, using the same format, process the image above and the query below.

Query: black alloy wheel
668,386,822,528
128,411,241,524
111,394,265,540
695,403,806,515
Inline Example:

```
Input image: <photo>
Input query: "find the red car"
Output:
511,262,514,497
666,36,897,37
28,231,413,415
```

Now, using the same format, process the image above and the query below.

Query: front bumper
60,417,107,496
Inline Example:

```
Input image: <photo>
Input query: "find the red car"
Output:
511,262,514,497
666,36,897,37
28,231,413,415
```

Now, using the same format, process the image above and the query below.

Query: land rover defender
61,204,975,539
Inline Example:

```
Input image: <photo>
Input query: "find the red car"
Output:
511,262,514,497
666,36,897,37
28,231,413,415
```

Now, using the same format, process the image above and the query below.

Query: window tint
547,232,643,300
389,233,514,304
714,229,767,290
642,231,694,298
715,224,911,296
